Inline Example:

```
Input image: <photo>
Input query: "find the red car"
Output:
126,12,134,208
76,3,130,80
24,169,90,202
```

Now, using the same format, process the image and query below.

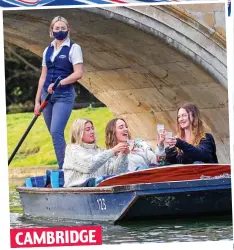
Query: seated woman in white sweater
105,118,163,172
63,118,129,187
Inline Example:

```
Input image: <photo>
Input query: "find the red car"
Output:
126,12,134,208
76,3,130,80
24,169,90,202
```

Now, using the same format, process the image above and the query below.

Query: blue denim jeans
41,88,75,169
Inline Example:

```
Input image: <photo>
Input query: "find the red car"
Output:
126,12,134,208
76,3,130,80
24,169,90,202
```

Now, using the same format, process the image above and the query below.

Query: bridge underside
3,6,229,163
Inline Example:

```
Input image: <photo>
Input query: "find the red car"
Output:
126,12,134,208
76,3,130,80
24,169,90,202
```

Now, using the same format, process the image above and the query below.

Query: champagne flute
157,124,164,133
166,131,173,139
127,140,135,151
165,131,173,148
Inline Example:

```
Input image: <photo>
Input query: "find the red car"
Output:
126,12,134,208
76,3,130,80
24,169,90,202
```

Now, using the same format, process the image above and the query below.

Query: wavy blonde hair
49,16,70,38
70,118,95,144
177,103,206,146
105,118,131,149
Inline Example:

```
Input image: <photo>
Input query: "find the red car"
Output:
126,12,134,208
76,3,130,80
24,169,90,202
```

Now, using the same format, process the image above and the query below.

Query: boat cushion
25,176,46,187
46,170,64,188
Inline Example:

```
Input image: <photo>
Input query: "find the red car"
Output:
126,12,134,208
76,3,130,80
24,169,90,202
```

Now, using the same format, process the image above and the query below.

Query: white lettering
70,231,79,243
89,230,96,243
55,231,64,244
102,199,106,210
97,198,107,210
80,230,88,243
47,232,55,244
14,228,98,246
65,230,69,243
15,232,23,245
24,232,33,245
33,231,45,244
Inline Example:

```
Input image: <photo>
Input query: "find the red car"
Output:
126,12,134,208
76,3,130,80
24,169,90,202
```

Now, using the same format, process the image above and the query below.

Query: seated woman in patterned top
158,103,218,164
63,118,129,187
105,118,162,172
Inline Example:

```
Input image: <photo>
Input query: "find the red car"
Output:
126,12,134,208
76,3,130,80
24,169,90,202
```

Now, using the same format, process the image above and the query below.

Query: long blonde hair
49,16,70,38
70,118,95,144
177,103,205,146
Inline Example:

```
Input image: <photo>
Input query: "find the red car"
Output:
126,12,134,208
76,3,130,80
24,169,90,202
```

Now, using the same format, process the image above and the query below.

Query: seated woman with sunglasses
158,104,218,165
63,118,129,187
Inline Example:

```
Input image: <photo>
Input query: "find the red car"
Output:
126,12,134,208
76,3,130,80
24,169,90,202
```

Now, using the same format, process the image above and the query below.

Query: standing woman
34,16,83,169
163,103,218,164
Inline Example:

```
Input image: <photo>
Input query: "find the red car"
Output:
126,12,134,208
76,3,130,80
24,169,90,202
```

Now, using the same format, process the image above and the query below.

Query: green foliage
7,107,113,167
5,43,41,107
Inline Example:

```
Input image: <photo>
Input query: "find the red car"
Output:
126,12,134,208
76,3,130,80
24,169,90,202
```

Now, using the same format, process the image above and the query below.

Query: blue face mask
53,31,68,41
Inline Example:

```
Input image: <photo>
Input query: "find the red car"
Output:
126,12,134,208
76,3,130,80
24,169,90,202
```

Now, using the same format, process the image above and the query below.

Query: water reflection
9,180,233,244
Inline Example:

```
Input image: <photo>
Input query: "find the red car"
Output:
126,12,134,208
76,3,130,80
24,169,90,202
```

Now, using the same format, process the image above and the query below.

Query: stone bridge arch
3,3,229,162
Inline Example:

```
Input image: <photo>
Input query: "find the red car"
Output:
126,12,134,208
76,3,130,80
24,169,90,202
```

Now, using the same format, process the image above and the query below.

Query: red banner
10,226,102,248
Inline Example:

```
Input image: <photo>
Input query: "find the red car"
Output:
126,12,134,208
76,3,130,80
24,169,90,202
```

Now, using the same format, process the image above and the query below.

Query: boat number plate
97,198,107,210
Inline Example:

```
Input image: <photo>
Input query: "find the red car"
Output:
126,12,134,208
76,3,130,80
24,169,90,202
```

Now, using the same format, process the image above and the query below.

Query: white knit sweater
63,143,128,187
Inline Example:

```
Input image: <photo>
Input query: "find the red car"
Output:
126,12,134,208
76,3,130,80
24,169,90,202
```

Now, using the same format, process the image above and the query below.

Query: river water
9,179,233,244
